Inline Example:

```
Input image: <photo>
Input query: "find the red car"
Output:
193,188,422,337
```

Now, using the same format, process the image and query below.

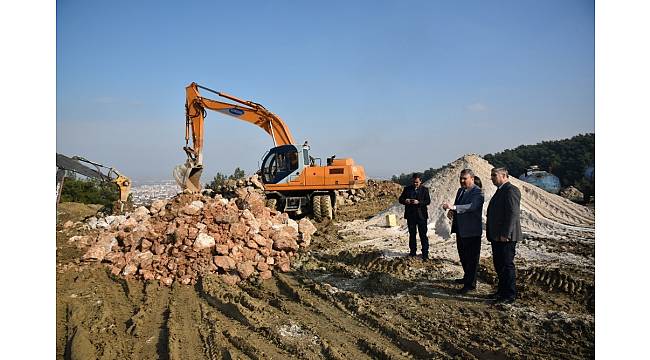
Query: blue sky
56,0,594,182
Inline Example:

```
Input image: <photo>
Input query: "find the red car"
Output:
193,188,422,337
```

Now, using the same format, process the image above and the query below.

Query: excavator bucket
173,161,203,193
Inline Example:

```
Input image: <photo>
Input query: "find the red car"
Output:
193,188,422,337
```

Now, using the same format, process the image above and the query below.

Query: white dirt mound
367,154,594,240
340,154,594,268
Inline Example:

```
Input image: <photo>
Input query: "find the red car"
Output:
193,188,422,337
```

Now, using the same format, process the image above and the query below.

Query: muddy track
57,192,594,359
57,255,594,359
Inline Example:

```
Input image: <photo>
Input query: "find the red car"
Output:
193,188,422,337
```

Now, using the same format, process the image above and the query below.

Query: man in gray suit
486,167,522,304
443,169,485,294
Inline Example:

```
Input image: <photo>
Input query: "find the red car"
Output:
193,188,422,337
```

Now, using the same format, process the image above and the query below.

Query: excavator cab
260,145,301,184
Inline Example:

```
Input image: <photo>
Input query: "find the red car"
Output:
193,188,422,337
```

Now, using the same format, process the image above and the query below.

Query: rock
241,248,258,261
259,270,273,280
63,220,74,228
252,234,267,247
82,235,118,262
122,263,138,276
96,218,109,229
272,226,299,252
190,200,204,209
256,261,269,272
221,274,241,285
237,261,256,279
300,235,311,248
287,218,299,233
133,206,151,221
215,244,229,255
150,199,167,213
67,235,93,247
193,233,215,250
142,270,155,280
120,217,138,231
110,265,123,276
152,244,165,255
183,204,201,216
249,174,264,189
230,223,249,240
278,259,291,272
111,215,127,228
298,218,317,237
161,277,173,286
86,217,98,229
103,252,123,264
214,256,236,270
134,251,154,268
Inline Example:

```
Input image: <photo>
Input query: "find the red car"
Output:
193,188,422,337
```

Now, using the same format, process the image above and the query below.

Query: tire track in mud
166,284,205,360
273,273,418,359
197,275,298,359
127,281,171,359
58,267,146,359
198,272,427,359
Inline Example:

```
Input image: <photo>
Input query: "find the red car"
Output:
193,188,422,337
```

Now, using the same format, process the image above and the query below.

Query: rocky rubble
68,186,316,286
207,174,265,194
336,179,402,206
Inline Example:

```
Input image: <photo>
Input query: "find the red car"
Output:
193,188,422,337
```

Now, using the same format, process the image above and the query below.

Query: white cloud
466,102,488,112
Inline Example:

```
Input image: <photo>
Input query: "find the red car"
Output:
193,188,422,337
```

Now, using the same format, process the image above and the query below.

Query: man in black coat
443,169,485,294
486,167,522,304
398,173,431,260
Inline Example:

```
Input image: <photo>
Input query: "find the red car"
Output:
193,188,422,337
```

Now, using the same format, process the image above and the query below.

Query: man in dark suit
398,173,431,260
443,169,485,294
486,167,522,304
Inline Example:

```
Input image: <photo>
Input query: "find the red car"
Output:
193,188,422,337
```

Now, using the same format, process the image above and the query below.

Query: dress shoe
453,278,465,284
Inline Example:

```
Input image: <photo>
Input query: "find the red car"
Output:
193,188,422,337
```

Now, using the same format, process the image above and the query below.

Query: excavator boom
56,153,132,212
176,82,295,191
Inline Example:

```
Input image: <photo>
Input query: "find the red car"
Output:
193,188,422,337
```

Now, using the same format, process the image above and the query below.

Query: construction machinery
174,82,366,219
56,153,132,213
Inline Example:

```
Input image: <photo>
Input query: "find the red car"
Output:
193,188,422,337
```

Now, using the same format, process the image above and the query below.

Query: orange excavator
173,82,366,220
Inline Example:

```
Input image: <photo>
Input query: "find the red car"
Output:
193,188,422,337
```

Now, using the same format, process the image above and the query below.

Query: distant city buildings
131,180,181,206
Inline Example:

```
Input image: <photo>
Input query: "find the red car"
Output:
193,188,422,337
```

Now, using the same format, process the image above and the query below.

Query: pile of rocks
336,179,402,206
68,186,317,286
208,174,265,194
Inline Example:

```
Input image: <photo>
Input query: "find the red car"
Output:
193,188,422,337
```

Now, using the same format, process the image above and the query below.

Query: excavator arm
56,153,132,212
175,82,295,192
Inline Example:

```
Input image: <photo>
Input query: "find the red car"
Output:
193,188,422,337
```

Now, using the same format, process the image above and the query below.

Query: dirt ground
56,191,594,359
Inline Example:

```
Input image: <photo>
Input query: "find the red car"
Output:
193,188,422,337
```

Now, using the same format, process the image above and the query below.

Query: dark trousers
491,241,517,299
407,218,429,258
456,235,481,288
